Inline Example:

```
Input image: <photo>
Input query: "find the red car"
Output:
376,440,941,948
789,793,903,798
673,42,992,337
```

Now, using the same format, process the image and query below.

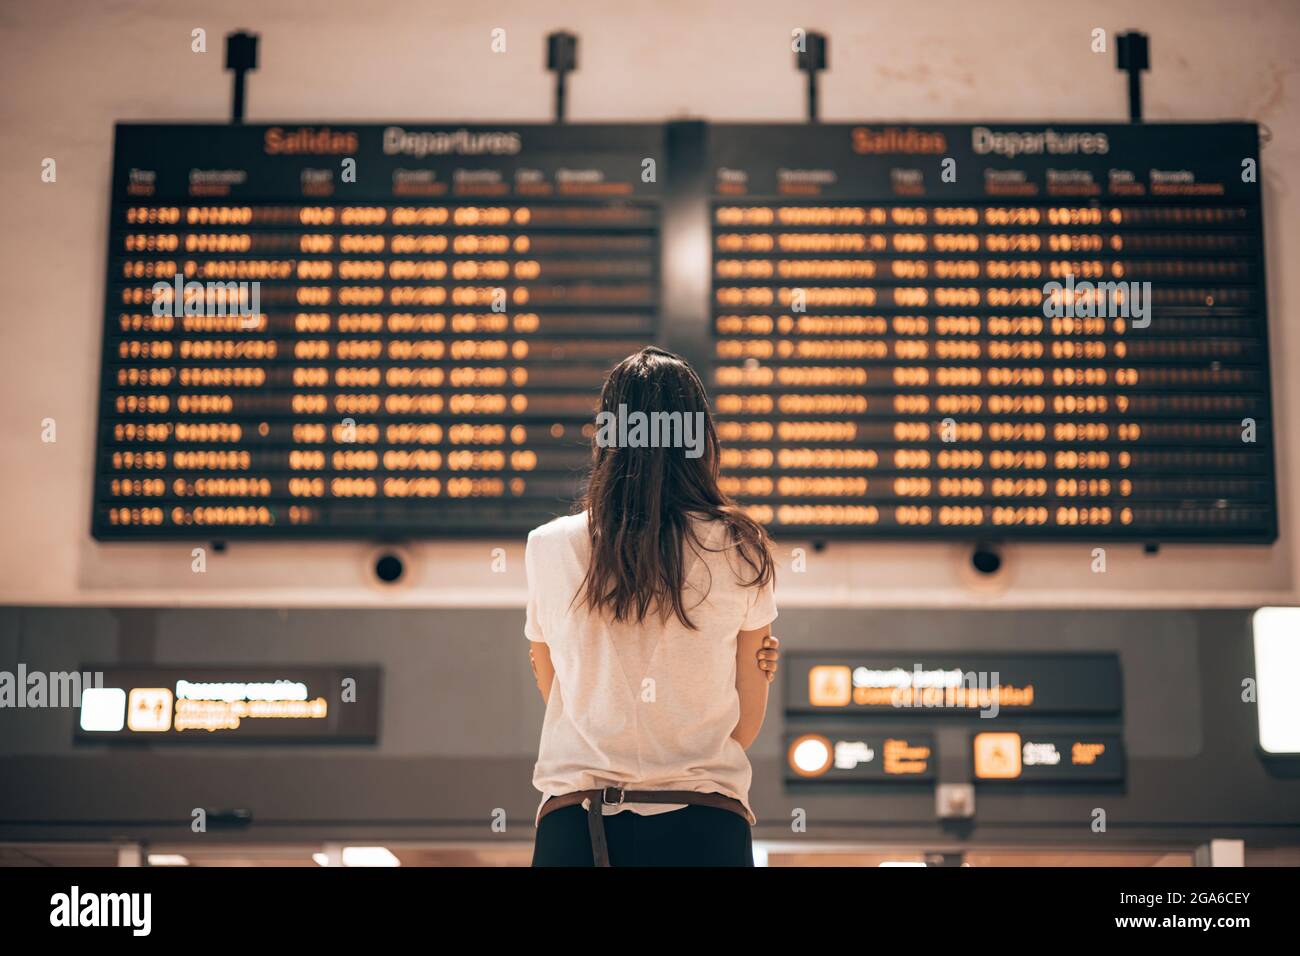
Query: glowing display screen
94,124,661,538
94,121,1274,542
785,731,936,782
973,731,1125,782
708,123,1274,540
74,665,380,741
787,652,1122,715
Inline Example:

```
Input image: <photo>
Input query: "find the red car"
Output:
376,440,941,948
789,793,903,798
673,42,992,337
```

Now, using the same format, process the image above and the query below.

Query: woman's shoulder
684,510,751,552
526,511,589,551
686,511,775,590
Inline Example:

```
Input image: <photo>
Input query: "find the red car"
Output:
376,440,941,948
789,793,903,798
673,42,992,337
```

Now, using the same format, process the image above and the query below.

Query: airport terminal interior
1,0,1299,869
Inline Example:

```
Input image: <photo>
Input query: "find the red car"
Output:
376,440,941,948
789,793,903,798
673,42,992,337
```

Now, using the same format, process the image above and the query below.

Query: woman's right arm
732,624,772,749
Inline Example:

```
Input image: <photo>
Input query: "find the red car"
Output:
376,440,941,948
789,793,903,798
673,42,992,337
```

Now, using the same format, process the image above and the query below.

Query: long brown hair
575,346,774,629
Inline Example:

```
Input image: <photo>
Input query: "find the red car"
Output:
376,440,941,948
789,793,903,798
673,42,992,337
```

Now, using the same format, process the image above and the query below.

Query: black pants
532,804,754,867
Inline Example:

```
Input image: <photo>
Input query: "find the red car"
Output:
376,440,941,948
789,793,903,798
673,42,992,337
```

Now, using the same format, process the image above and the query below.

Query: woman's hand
757,634,780,683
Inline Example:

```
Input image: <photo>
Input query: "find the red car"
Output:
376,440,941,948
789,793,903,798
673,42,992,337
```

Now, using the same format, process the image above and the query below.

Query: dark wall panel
0,606,1295,846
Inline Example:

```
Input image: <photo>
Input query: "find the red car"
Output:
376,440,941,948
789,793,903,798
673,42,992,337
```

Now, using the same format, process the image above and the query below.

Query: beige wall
2,0,1297,607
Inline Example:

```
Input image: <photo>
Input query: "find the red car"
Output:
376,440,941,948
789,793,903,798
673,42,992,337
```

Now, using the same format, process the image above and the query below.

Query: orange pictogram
127,687,174,732
974,732,1022,779
788,733,834,777
808,665,852,707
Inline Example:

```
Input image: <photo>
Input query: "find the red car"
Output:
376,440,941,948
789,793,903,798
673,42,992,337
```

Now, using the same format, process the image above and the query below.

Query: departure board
95,120,1277,542
94,124,661,538
708,123,1275,540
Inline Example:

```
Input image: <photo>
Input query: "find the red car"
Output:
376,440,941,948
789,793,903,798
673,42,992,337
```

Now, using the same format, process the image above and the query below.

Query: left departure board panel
95,124,662,539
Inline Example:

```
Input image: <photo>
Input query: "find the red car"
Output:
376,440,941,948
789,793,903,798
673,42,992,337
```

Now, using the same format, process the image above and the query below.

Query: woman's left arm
528,640,556,705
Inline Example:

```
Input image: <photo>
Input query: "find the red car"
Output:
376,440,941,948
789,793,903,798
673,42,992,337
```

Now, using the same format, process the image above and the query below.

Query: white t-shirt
525,510,777,825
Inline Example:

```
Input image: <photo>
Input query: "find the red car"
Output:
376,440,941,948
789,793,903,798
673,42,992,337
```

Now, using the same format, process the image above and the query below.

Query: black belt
539,787,750,866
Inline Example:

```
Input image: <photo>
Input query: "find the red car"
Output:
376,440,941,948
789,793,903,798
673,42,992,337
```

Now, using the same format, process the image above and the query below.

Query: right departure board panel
708,123,1274,540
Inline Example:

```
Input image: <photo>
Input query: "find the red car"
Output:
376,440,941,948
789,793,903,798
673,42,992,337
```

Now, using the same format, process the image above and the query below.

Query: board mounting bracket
1116,31,1150,123
546,31,578,124
224,30,259,125
795,30,828,123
